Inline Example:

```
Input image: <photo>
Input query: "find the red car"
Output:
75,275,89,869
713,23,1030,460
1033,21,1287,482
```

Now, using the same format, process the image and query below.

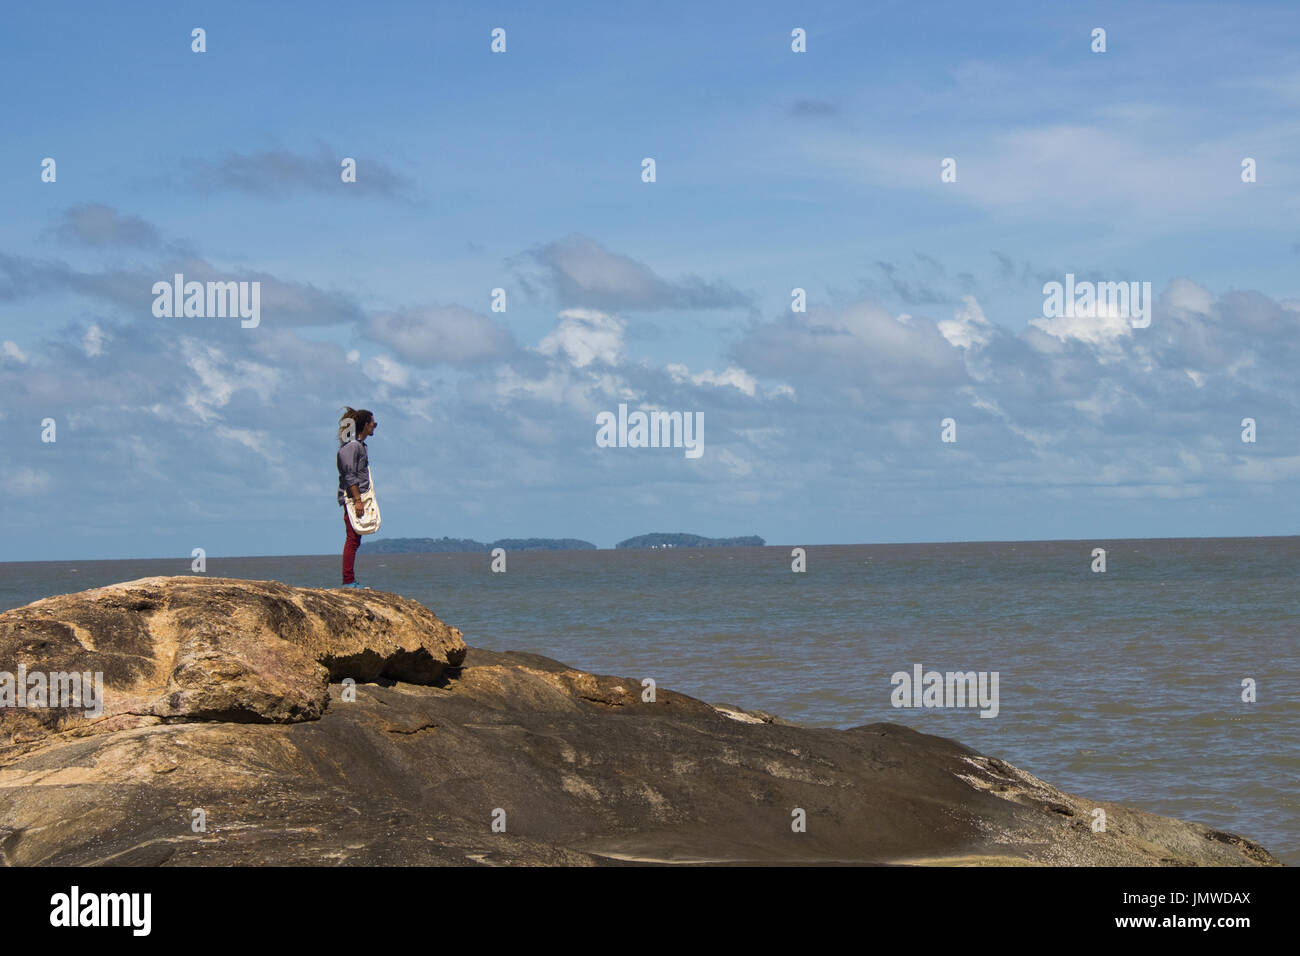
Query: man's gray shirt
337,439,370,505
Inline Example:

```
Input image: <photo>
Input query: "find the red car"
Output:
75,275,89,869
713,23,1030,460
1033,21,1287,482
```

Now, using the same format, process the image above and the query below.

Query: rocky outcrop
0,578,1280,866
0,577,466,740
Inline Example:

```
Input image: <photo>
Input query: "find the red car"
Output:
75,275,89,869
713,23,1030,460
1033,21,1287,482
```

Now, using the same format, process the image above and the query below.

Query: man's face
363,418,377,439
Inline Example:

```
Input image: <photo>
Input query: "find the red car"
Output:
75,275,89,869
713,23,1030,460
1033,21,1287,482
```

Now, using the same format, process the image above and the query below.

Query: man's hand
353,499,366,519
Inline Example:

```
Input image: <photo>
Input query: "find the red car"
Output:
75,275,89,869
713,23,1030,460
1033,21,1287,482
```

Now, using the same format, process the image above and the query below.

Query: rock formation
0,578,1279,866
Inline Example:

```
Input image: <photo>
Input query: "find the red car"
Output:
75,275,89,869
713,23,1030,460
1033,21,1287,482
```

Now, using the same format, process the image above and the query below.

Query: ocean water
2,537,1297,865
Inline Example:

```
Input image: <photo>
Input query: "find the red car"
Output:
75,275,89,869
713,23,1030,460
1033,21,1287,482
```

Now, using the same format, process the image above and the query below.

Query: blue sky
3,0,1300,560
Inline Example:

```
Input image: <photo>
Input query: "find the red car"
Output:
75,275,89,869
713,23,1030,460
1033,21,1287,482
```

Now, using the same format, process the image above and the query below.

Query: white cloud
796,116,1299,227
537,308,625,367
666,362,759,396
522,234,749,311
364,354,410,388
364,305,512,365
938,295,993,350
1162,278,1215,318
181,340,280,422
1029,308,1133,347
733,298,966,393
83,324,107,357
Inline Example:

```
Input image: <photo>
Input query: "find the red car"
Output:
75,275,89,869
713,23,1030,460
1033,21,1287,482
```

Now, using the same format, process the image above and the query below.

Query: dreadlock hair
339,406,374,445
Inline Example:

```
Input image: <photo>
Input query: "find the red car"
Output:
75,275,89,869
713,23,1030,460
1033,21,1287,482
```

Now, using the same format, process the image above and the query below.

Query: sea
2,536,1296,865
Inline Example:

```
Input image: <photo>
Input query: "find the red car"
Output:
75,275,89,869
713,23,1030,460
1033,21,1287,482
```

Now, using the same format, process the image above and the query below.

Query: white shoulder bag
346,467,382,535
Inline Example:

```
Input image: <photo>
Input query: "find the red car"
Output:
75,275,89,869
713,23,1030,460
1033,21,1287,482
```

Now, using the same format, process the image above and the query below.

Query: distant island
616,533,765,549
363,533,765,553
365,537,597,554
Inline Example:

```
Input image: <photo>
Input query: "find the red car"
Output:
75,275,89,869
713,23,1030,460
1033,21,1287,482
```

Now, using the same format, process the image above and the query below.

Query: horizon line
4,531,1298,566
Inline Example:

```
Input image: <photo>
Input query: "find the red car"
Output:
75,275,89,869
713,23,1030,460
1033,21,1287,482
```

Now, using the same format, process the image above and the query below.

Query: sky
3,0,1300,560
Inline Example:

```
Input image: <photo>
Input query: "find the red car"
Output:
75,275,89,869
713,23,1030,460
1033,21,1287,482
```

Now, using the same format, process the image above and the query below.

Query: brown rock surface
0,577,466,741
0,578,1279,866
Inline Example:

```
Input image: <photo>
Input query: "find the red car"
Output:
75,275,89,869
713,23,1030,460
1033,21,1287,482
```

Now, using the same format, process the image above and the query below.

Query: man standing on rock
337,407,376,588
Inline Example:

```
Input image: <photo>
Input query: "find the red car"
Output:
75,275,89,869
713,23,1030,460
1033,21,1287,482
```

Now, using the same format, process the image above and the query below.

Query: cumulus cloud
185,142,413,200
6,238,1300,555
363,305,515,366
1029,308,1134,348
0,251,365,327
180,340,281,423
516,234,751,311
537,308,625,367
938,295,994,350
363,353,411,388
55,204,162,249
1161,277,1215,318
666,362,760,396
732,299,968,397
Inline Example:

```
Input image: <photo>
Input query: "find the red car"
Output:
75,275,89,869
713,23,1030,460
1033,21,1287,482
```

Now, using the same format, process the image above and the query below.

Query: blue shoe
342,582,364,589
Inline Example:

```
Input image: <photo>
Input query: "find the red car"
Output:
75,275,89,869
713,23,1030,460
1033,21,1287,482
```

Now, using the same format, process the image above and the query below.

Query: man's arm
339,443,366,517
